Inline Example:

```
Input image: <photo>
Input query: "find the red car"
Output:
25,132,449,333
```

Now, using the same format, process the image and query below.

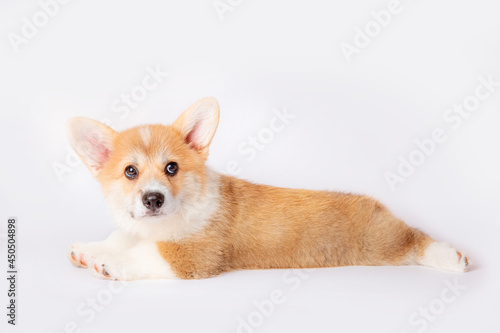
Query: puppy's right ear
66,117,117,177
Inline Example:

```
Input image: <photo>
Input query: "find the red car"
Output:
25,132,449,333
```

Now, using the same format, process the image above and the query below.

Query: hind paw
420,242,470,273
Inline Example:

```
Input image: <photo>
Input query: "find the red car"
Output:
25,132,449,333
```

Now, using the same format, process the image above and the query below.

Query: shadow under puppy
67,97,469,280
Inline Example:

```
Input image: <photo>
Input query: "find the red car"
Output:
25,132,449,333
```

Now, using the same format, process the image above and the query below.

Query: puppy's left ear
173,97,220,157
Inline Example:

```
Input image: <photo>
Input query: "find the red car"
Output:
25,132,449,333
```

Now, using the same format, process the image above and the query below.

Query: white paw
421,242,470,273
92,254,130,281
69,242,104,268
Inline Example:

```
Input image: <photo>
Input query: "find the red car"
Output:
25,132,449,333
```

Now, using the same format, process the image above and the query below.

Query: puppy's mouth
146,211,165,217
129,211,166,219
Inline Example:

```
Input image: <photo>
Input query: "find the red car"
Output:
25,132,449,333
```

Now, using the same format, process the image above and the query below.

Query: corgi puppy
67,97,469,280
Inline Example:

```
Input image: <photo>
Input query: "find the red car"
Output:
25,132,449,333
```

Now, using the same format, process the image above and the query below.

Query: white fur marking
139,126,151,146
420,242,468,273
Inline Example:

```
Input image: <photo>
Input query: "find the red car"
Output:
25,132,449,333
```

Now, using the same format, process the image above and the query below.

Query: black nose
142,192,164,210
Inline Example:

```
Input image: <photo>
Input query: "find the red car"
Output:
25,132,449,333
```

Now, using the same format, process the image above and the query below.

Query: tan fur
157,176,433,279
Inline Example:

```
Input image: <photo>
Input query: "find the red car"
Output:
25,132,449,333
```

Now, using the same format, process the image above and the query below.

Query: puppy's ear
66,117,117,177
173,97,220,157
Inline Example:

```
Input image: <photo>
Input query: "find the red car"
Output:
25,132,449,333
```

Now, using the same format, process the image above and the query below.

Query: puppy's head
67,97,220,239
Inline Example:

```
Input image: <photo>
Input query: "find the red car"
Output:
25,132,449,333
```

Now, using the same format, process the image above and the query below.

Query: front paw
69,242,95,268
92,254,128,280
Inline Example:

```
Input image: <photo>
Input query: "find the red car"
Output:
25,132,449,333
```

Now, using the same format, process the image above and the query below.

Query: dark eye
125,165,138,179
165,162,178,176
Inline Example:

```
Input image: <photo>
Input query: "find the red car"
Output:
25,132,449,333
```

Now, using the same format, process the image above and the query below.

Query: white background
1,0,499,332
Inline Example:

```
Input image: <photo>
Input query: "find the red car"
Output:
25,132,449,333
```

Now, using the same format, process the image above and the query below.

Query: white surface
1,0,499,332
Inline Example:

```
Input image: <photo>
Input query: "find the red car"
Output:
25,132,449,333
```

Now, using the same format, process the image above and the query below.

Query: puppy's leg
91,242,177,281
382,227,470,272
69,230,136,268
363,204,469,273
